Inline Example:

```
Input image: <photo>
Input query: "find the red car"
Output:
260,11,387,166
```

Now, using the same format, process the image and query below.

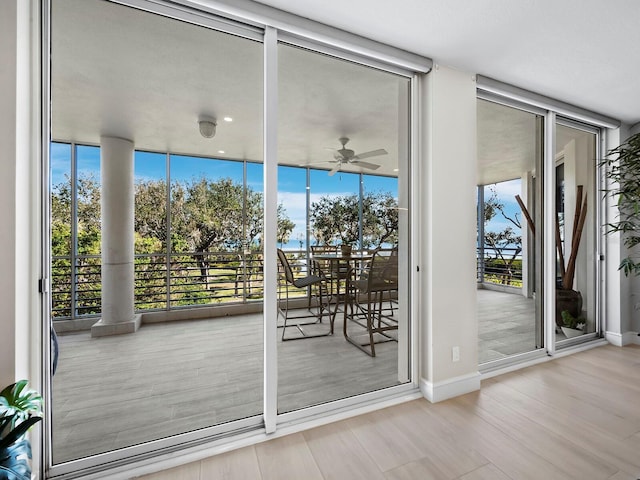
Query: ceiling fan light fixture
198,116,217,138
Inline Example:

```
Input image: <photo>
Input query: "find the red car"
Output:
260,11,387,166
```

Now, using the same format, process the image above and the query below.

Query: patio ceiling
51,0,404,177
52,0,592,185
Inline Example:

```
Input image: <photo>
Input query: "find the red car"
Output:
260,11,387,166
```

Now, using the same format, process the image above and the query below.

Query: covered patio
52,309,401,463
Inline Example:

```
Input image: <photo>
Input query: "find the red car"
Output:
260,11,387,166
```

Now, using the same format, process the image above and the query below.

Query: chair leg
343,287,398,357
278,280,333,341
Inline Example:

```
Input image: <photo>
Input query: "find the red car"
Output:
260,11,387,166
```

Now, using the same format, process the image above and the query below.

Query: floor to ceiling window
477,99,544,364
47,0,417,475
477,94,603,366
50,0,264,466
555,120,599,343
276,42,411,412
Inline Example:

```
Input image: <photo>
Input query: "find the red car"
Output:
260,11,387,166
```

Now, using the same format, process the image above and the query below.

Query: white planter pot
561,326,584,338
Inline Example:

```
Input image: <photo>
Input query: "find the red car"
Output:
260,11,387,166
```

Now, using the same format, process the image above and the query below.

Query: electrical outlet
452,346,460,362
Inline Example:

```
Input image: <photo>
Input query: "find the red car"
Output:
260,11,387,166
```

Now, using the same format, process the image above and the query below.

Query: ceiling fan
323,137,387,176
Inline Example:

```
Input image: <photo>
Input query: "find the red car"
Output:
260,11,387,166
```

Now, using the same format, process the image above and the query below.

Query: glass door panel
477,99,544,364
50,0,263,463
276,43,411,412
555,122,598,341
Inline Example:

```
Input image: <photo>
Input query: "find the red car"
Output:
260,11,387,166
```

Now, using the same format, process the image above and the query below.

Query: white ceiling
52,0,406,177
254,0,640,126
52,0,637,185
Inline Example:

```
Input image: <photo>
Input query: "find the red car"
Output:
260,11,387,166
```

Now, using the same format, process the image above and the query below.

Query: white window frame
42,0,428,476
476,80,612,374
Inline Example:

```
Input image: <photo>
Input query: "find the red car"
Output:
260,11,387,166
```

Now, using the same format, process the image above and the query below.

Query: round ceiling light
198,116,217,138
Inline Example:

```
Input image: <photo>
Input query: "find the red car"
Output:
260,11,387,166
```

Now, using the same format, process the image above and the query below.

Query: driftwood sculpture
516,185,587,289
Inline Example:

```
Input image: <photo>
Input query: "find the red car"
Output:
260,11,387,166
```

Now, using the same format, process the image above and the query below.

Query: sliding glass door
477,97,602,366
554,120,599,342
47,0,416,474
50,0,264,464
276,43,412,412
477,99,544,364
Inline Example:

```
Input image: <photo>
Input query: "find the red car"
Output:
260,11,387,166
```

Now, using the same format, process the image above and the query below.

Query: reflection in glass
477,99,544,364
555,123,597,340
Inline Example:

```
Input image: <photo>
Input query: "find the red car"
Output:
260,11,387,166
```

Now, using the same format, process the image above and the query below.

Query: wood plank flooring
52,311,401,463
477,288,538,364
137,344,640,480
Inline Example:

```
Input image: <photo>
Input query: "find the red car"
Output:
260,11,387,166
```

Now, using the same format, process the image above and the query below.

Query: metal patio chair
277,249,333,341
343,248,398,356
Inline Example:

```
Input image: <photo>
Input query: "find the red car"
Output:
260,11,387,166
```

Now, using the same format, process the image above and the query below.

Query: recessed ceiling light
223,117,233,122
218,150,225,154
393,168,399,172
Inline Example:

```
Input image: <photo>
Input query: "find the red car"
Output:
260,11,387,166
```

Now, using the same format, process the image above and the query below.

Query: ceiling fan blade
299,160,335,166
351,160,380,170
328,163,341,176
353,149,388,160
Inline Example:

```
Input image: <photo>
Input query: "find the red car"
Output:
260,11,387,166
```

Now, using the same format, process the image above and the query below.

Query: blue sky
483,178,523,244
50,143,399,249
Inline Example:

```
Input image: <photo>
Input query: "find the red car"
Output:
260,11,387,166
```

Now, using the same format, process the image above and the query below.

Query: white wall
604,125,638,344
420,65,480,401
0,0,38,388
630,124,640,333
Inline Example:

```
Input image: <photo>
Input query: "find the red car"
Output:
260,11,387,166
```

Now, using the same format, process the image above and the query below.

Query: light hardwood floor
137,344,640,480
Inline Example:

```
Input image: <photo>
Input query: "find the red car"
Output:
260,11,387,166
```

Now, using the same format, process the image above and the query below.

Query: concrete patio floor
52,310,401,463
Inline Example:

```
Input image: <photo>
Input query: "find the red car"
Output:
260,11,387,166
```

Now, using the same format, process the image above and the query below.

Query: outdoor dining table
310,251,373,323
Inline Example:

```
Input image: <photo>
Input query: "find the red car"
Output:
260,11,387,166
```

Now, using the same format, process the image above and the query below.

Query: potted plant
518,186,588,326
0,380,43,480
560,310,586,338
602,132,640,277
554,185,589,326
340,244,353,256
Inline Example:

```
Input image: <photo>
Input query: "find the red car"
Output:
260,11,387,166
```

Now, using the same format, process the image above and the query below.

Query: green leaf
0,437,34,480
0,417,41,451
0,381,43,423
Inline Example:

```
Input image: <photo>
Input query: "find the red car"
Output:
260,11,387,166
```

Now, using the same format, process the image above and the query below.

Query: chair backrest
277,248,296,285
310,245,337,276
365,249,398,291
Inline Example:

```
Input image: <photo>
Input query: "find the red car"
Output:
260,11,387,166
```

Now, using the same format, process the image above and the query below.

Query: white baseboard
420,372,481,403
605,331,640,346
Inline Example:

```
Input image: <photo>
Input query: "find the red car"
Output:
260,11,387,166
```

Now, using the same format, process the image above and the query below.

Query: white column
0,0,34,386
91,136,140,336
420,66,480,402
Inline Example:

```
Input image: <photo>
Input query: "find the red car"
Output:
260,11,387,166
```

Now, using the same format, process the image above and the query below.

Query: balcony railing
476,246,523,287
51,250,304,320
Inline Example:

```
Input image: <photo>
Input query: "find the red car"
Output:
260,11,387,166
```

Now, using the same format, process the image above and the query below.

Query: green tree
482,185,522,285
309,191,398,248
51,172,297,312
277,204,295,247
50,173,102,316
76,174,101,255
171,178,245,282
134,179,168,252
